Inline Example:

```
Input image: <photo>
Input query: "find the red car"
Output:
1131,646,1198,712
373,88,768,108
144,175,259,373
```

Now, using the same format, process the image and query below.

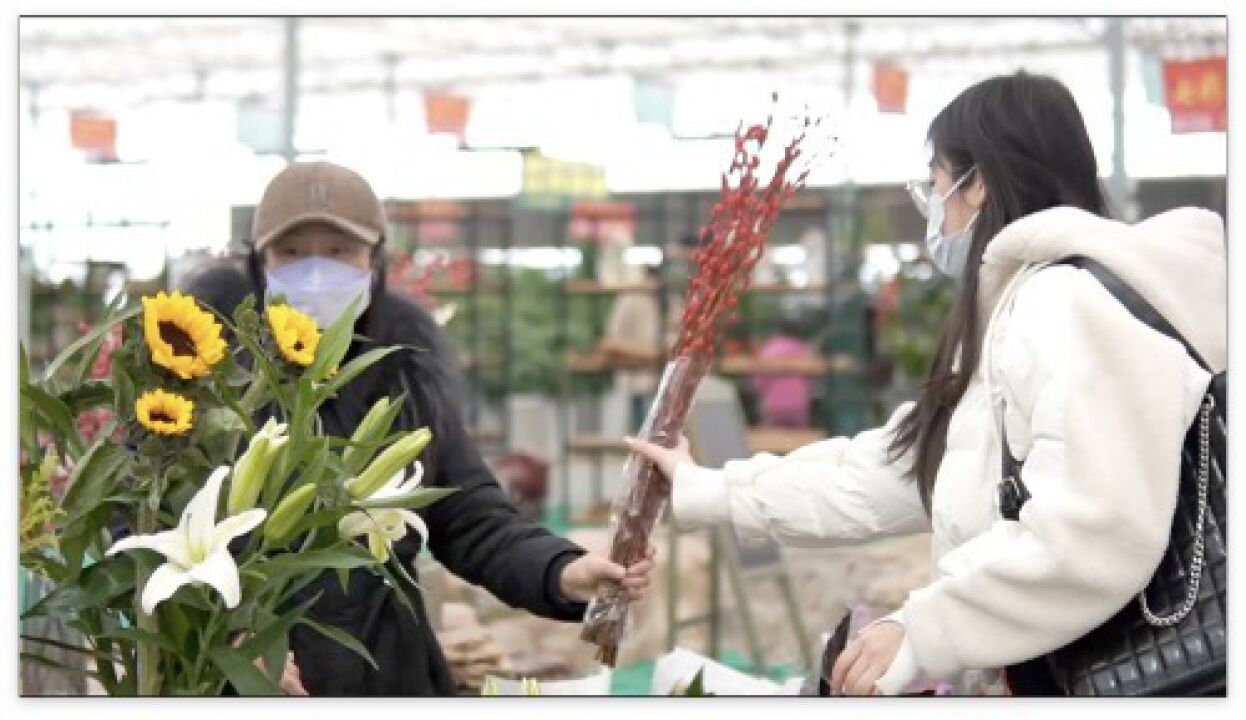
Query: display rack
552,188,873,527
391,199,515,456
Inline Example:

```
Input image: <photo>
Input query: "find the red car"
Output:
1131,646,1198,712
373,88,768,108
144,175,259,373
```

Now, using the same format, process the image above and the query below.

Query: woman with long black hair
184,161,653,695
626,71,1226,695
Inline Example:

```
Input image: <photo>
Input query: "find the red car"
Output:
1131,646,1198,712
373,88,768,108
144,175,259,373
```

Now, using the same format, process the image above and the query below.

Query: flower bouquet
20,290,454,695
580,101,830,665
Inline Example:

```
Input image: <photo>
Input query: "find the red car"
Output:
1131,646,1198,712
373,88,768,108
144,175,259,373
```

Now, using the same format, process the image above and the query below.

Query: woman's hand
623,435,693,480
559,546,657,603
829,621,906,696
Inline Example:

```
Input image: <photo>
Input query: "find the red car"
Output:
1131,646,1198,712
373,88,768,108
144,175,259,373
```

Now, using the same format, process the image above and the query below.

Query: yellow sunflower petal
142,292,227,380
136,389,195,436
267,304,321,367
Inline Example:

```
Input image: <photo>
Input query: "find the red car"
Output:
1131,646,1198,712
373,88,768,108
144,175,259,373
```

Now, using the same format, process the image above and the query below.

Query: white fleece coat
671,206,1226,689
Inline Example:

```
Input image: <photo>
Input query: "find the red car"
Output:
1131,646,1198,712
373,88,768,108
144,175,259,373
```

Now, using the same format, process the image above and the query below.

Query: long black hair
888,71,1109,513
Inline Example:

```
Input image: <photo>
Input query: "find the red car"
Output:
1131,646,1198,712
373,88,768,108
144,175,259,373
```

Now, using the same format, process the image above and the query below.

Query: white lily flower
337,462,429,563
108,466,267,614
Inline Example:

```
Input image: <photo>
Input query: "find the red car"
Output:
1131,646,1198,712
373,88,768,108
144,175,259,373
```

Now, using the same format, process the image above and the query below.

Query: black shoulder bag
1000,256,1226,696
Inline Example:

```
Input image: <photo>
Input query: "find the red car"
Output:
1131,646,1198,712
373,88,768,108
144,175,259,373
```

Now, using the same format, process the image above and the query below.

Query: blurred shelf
566,350,856,375
567,435,628,454
746,282,829,294
718,353,855,375
562,279,826,295
427,281,505,294
567,429,826,456
570,502,613,526
565,349,665,372
746,428,826,454
460,354,505,370
470,429,504,444
565,280,658,295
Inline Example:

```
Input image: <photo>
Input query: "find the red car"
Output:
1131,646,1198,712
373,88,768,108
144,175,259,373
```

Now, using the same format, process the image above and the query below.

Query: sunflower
135,389,195,436
142,292,227,380
266,304,320,367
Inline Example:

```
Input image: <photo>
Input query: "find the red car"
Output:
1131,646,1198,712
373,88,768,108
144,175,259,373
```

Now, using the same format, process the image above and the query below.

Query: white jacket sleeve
671,402,930,547
900,267,1213,679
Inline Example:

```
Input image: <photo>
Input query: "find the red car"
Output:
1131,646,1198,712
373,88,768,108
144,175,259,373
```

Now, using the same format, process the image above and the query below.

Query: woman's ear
965,170,988,211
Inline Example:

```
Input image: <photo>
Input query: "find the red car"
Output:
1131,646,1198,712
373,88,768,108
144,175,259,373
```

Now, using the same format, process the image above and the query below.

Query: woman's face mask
265,256,373,328
923,167,979,279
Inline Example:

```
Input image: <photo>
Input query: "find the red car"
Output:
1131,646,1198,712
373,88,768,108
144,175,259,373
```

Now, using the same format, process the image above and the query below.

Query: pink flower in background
78,322,123,380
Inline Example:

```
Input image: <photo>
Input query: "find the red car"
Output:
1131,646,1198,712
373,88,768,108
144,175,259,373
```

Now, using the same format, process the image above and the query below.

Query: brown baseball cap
252,161,386,250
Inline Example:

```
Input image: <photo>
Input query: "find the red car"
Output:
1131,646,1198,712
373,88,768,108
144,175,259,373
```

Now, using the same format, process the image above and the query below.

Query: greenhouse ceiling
20,16,1226,110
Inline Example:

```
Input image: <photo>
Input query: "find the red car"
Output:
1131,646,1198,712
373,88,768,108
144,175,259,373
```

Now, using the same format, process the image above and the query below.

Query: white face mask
265,256,373,328
925,167,979,279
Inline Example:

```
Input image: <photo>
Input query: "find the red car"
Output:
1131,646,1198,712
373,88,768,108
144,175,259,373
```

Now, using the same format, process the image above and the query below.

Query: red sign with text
1163,56,1226,133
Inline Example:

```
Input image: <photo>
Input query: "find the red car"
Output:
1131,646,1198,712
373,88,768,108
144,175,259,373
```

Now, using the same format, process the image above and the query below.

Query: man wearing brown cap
189,161,654,695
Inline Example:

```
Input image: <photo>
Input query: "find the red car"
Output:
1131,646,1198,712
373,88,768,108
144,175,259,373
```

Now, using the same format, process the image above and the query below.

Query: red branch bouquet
580,101,827,666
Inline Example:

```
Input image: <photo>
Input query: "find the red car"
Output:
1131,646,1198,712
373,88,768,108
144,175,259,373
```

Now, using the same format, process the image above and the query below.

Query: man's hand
559,546,656,603
236,632,308,696
255,651,308,696
829,621,906,696
623,435,693,480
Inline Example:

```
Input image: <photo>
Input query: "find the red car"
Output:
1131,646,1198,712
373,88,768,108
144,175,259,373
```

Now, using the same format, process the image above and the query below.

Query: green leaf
41,305,140,381
20,634,117,665
111,354,139,412
60,440,130,527
20,652,101,680
230,325,292,409
237,593,319,662
687,666,708,695
298,618,379,671
208,646,282,696
96,627,180,655
373,561,420,622
334,567,351,595
256,545,378,581
314,346,401,404
72,293,127,385
21,385,81,455
308,295,361,381
355,487,458,511
57,531,89,585
273,507,345,547
158,601,196,656
20,341,31,386
262,633,289,686
36,529,132,600
59,381,115,414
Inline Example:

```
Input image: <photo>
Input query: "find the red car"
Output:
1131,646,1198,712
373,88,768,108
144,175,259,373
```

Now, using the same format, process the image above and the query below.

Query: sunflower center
150,410,175,423
159,321,198,357
292,339,304,351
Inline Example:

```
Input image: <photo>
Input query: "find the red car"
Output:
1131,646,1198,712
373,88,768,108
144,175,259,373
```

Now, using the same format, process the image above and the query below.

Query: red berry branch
581,103,819,666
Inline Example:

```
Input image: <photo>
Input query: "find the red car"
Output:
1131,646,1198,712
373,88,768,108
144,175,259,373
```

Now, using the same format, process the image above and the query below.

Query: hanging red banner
1163,56,1226,133
69,109,118,161
872,61,909,114
424,92,471,142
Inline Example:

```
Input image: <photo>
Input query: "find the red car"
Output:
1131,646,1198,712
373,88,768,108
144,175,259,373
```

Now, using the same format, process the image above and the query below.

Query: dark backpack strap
998,256,1210,520
1059,256,1212,372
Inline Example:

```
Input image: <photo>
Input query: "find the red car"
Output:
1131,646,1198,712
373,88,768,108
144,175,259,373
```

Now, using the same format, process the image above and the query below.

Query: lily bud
342,397,403,476
264,483,317,546
345,427,432,500
227,418,289,515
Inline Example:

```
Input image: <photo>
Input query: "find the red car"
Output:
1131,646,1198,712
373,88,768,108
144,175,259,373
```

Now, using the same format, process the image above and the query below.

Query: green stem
211,371,257,436
191,600,220,691
135,496,161,696
239,373,270,415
